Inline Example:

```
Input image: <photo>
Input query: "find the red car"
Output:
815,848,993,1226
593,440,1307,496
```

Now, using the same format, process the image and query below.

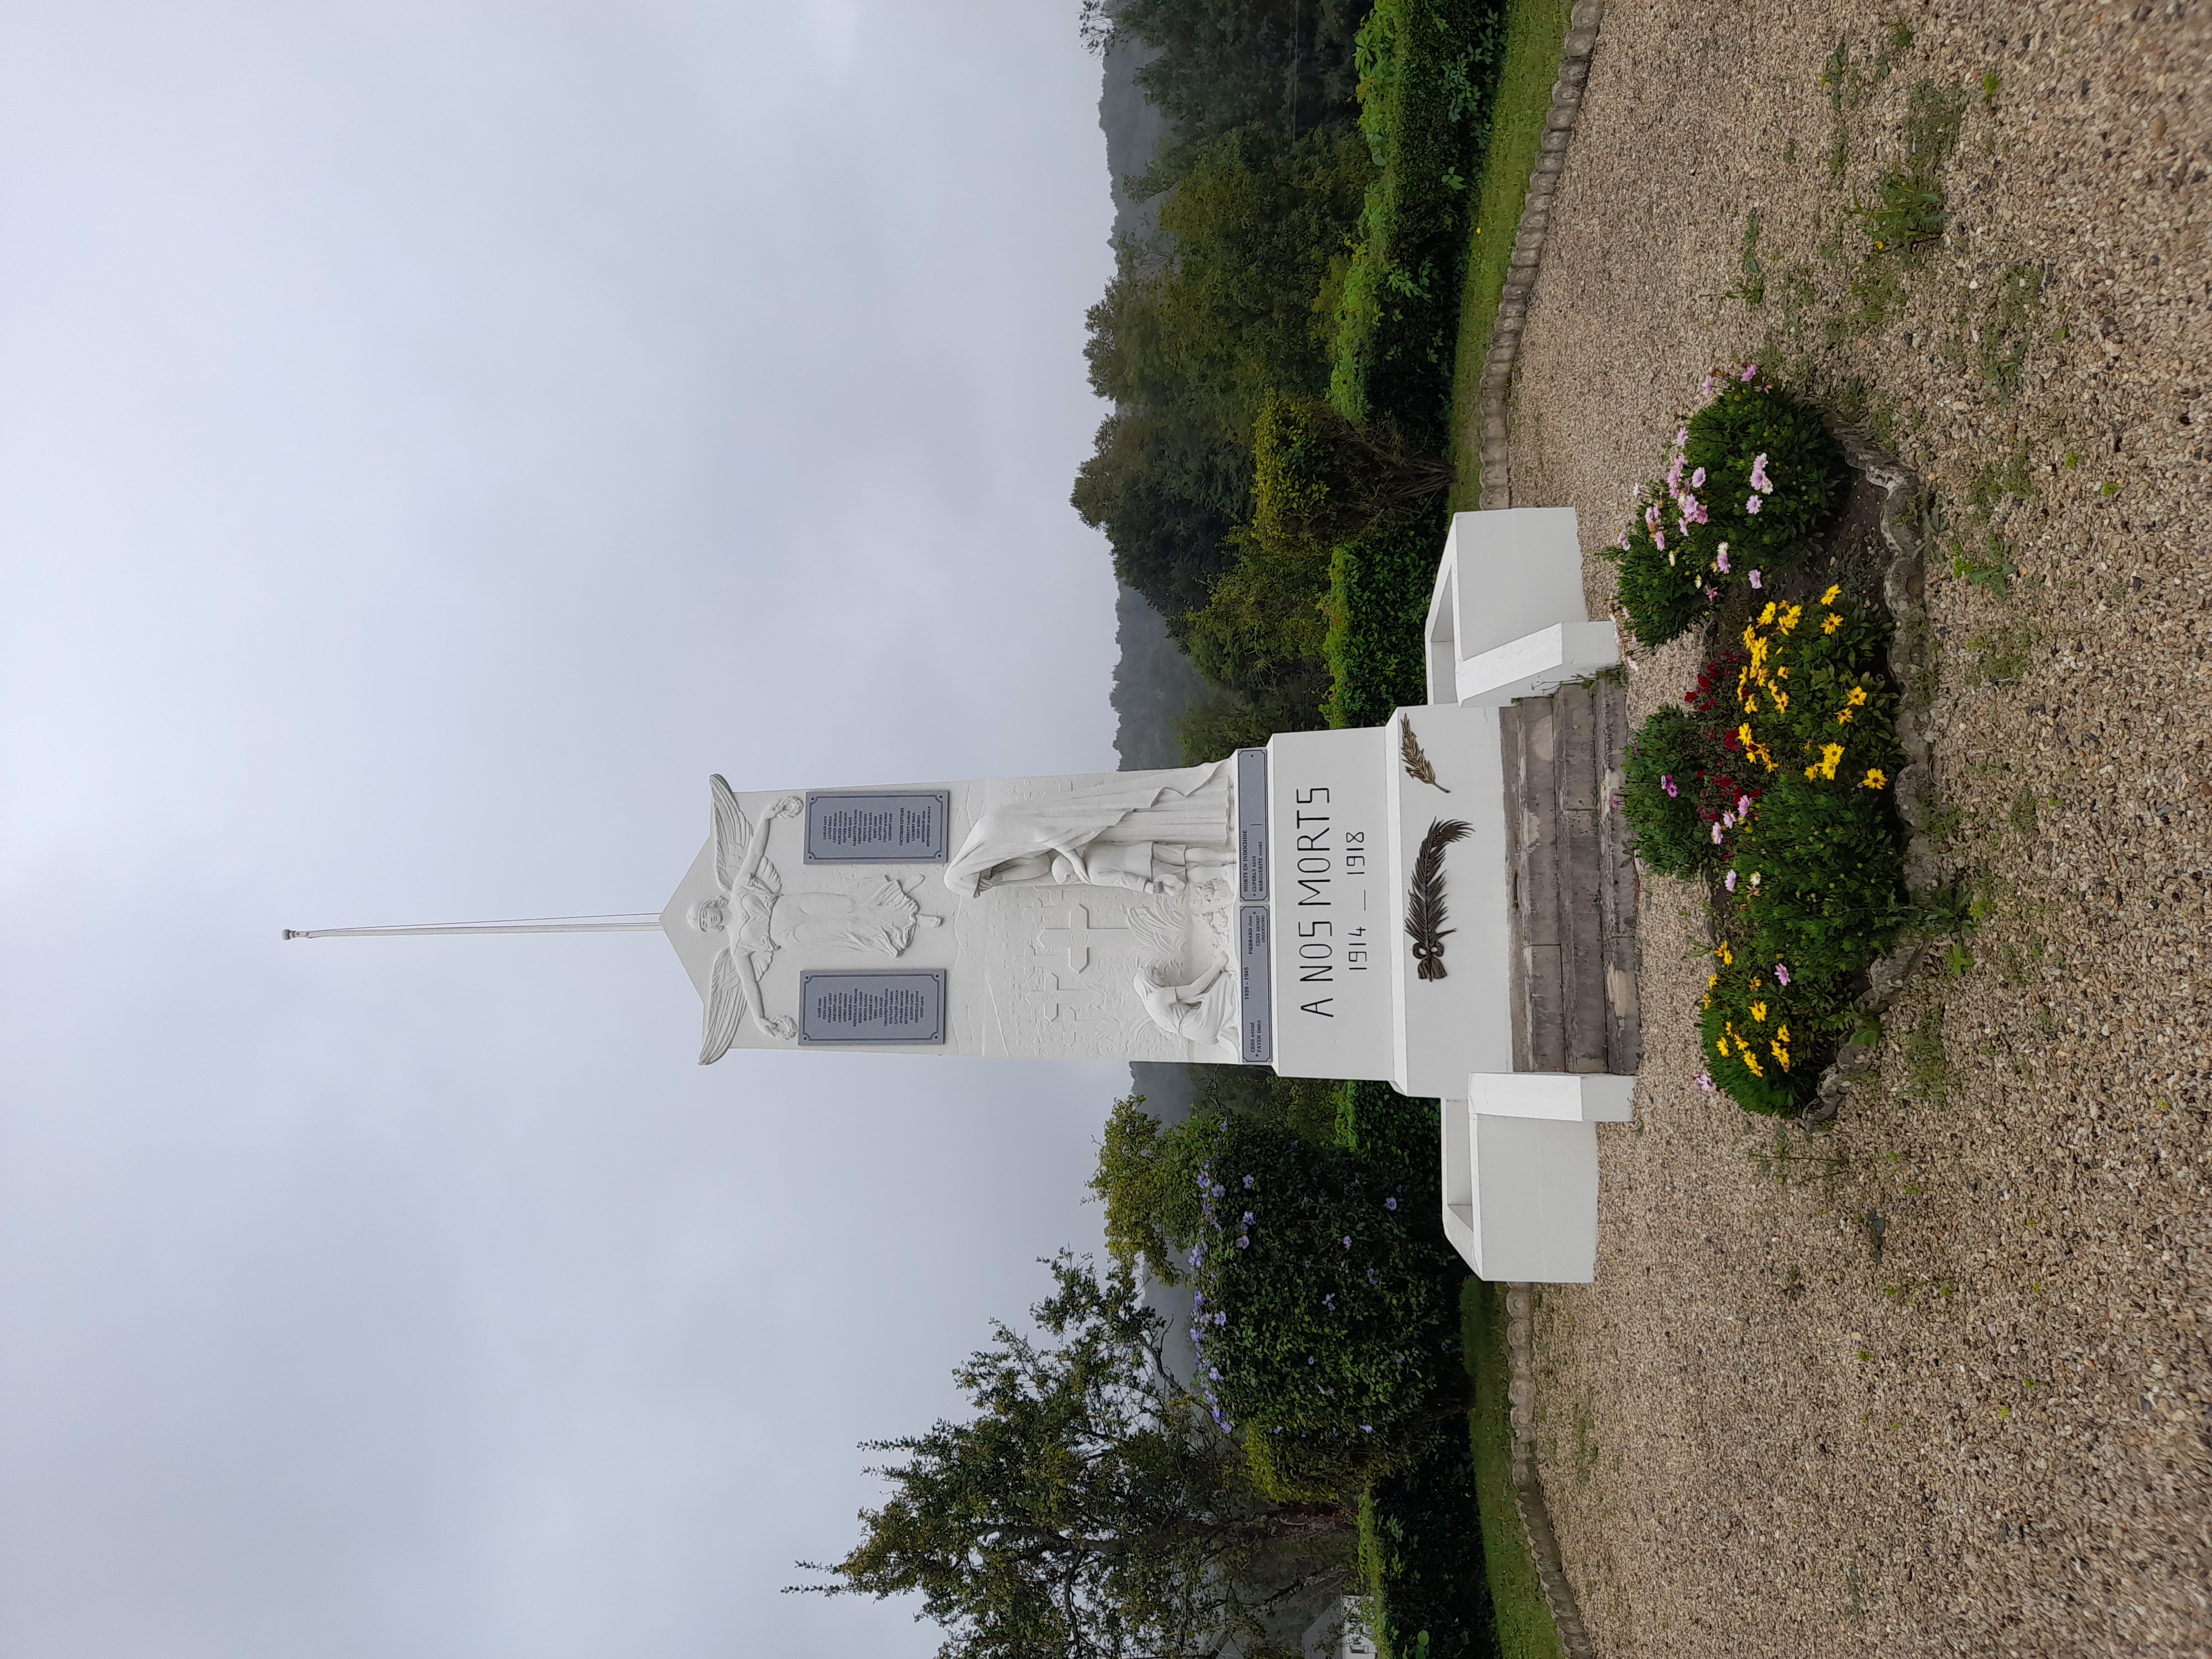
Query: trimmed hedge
1323,513,1446,727
1186,1114,1465,1439
1331,0,1507,448
1359,1427,1498,1659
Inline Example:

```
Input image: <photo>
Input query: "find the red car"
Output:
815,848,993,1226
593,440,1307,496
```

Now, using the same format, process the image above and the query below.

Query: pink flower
1725,869,1738,892
1662,774,1679,797
1775,963,1791,987
1702,374,1717,397
1745,494,1762,514
1676,427,1688,448
1695,1070,1715,1091
1691,467,1706,488
1655,530,1666,550
1715,547,1730,573
1710,821,1724,844
1736,794,1752,816
1741,363,1757,382
1749,454,1774,493
1721,811,1735,828
1749,568,1763,589
1705,586,1719,599
1646,503,1660,531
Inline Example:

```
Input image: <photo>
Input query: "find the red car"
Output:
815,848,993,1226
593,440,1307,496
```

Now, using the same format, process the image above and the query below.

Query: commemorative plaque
804,791,951,864
796,970,948,1045
1236,747,1269,902
1237,904,1272,1063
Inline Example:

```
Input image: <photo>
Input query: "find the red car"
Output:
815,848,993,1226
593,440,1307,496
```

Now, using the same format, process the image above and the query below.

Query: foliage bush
1329,0,1506,446
1358,1426,1497,1659
1322,514,1444,727
1186,1114,1464,1439
1604,366,1852,646
1689,586,1910,1113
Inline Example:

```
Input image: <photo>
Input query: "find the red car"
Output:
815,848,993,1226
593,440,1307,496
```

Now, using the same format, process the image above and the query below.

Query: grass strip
1462,1280,1567,1659
1447,0,1575,507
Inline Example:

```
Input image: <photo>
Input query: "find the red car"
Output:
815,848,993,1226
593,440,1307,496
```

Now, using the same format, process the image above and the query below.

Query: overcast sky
0,4,1130,1654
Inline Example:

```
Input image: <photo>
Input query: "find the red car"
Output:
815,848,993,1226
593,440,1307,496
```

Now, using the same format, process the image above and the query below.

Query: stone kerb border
1475,1,1608,513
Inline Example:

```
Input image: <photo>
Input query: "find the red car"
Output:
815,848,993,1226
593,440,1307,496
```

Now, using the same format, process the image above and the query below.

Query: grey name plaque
1236,747,1269,901
804,791,950,864
797,970,947,1045
1237,904,1272,1064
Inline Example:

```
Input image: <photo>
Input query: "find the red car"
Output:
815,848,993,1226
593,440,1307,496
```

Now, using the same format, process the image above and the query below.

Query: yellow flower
1804,762,1821,780
1817,743,1845,780
1863,768,1888,789
1759,601,1777,625
1777,1024,1791,1044
1778,604,1803,634
1717,1037,1729,1058
1820,584,1841,606
1717,941,1734,966
1772,689,1789,713
1845,686,1869,707
1836,708,1854,726
1745,696,1759,713
1739,721,1757,750
1751,1001,1768,1022
1823,613,1843,635
1771,1040,1790,1071
1742,1050,1765,1078
1742,623,1760,653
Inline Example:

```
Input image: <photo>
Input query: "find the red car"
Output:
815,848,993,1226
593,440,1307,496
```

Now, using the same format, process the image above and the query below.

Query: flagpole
283,915,662,940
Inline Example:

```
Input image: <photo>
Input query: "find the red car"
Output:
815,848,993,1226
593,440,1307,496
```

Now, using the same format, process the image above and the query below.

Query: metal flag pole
283,914,662,940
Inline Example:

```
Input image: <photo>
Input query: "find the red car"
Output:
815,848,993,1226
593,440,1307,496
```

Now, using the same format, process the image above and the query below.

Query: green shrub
1333,1079,1441,1176
1330,0,1505,445
1359,1427,1496,1659
1248,1418,1417,1504
1323,514,1444,727
1089,1097,1213,1285
1186,1115,1465,1437
1605,367,1851,645
1253,394,1454,554
1621,706,1730,878
1693,587,1910,1113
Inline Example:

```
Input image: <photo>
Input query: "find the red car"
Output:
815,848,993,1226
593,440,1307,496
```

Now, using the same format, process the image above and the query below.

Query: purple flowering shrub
1183,1113,1462,1462
1607,365,1853,646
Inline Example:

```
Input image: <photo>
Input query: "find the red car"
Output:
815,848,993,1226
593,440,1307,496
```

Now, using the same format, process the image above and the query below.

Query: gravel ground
1500,4,2211,1655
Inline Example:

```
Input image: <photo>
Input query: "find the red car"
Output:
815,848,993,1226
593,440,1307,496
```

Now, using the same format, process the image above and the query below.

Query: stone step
1500,680,1640,1075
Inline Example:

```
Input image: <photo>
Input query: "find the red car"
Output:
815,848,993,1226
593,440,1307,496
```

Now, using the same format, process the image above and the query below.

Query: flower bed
1618,371,1911,1115
1606,364,1852,646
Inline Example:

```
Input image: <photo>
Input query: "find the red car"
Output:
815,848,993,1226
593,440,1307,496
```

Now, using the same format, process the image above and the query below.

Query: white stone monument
290,509,1635,1282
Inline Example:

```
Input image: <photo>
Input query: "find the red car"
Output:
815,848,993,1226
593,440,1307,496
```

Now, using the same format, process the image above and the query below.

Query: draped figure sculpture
941,762,1235,899
692,776,937,1062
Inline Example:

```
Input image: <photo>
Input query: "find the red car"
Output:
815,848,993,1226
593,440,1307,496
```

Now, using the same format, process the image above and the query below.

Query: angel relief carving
692,776,940,1063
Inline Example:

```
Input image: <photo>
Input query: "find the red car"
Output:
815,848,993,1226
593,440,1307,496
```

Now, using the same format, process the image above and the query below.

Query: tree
796,1255,1349,1659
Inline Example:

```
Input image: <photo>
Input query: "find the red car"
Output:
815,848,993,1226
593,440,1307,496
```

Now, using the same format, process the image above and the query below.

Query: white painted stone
1385,705,1512,1097
1423,507,1589,706
1262,727,1395,1082
1468,1071,1635,1121
1452,619,1621,706
1447,1107,1600,1284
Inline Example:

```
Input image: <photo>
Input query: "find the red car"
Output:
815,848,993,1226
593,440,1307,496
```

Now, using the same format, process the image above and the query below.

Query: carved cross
1033,905,1134,974
1024,975,1104,1023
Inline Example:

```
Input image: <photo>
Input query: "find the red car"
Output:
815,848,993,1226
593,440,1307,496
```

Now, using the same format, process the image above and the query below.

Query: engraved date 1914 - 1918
1288,786,1371,1016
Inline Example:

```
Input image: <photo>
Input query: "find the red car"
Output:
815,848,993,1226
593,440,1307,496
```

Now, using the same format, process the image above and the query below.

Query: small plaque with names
1236,748,1269,902
1237,904,1272,1064
797,970,948,1045
805,791,950,864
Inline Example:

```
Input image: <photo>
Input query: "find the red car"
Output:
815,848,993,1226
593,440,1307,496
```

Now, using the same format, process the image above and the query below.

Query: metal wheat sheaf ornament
1398,716,1451,793
1405,818,1472,981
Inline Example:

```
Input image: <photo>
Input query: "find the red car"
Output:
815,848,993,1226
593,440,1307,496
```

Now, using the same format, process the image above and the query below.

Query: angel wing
709,775,751,890
698,949,748,1065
